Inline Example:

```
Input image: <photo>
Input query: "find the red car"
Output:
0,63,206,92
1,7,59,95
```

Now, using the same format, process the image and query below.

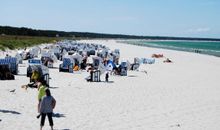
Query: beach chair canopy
71,53,83,64
28,59,42,65
92,56,103,67
15,53,22,64
120,61,128,68
68,51,75,55
28,64,49,77
41,50,58,62
61,55,75,67
30,47,40,57
134,57,141,64
87,49,96,56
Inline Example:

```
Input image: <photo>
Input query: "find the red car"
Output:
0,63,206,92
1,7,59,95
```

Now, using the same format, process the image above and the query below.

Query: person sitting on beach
39,89,56,130
73,64,79,71
152,54,163,58
31,70,40,83
163,58,172,63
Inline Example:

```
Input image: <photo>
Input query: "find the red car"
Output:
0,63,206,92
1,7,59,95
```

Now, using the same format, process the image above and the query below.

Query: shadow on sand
98,81,114,84
54,129,70,130
49,86,59,89
53,113,65,118
16,74,27,76
0,109,21,115
128,75,138,77
87,80,114,84
49,67,59,69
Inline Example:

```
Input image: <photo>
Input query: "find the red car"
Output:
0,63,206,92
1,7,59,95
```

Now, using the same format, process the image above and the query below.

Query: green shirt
38,85,46,101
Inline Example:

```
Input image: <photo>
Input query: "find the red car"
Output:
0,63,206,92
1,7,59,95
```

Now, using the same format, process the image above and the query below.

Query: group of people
28,69,56,130
86,62,109,82
37,81,56,130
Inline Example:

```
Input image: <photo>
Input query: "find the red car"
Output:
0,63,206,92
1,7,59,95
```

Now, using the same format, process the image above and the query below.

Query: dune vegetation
0,35,65,51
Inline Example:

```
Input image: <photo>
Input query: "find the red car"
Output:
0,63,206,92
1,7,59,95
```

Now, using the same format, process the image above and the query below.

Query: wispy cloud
187,27,211,33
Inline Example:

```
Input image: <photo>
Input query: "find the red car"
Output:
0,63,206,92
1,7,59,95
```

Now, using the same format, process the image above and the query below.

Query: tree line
1,25,220,41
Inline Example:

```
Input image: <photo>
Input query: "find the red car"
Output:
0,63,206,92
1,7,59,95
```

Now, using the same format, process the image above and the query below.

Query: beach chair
131,63,140,71
120,62,127,76
27,59,50,86
0,57,18,75
59,57,74,72
142,58,155,64
120,68,127,76
0,64,15,80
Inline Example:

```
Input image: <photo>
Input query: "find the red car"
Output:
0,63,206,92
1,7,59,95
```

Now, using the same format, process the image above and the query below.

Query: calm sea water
123,40,220,57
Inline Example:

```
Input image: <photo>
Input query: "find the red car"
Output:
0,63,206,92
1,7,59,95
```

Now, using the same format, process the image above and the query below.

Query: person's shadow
0,109,21,115
105,81,114,83
52,113,65,118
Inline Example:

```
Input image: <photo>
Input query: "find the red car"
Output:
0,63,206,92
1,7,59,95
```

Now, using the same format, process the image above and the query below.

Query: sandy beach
1,39,220,130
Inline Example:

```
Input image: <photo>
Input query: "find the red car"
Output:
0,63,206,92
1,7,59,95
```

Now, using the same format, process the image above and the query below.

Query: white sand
1,39,220,130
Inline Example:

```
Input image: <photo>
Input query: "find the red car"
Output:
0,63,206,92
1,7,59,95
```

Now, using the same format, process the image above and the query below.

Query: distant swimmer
195,49,201,53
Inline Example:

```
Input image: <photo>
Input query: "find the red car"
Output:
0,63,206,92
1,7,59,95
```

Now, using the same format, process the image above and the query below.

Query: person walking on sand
39,89,56,130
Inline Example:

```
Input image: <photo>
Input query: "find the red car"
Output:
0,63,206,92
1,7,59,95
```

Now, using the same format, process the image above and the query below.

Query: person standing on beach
39,89,56,130
38,80,47,112
105,71,109,82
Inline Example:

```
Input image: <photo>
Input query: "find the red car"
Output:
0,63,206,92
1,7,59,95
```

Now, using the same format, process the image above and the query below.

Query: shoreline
116,39,220,58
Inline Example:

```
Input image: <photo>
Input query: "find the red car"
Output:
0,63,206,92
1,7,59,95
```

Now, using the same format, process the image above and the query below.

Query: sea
120,40,220,57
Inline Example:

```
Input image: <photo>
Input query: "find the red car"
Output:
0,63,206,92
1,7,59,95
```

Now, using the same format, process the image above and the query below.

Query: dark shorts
40,113,53,126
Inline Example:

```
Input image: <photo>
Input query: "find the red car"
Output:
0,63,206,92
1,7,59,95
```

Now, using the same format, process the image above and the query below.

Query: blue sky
0,0,220,38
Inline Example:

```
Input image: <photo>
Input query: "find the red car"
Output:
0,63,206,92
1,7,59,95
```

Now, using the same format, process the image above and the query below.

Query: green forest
1,25,220,50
